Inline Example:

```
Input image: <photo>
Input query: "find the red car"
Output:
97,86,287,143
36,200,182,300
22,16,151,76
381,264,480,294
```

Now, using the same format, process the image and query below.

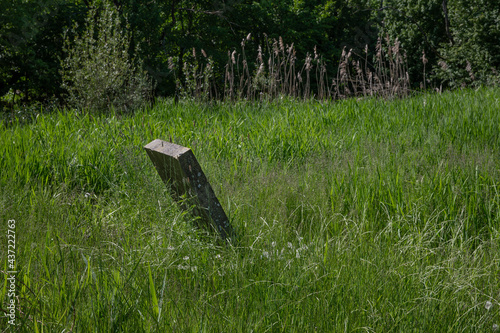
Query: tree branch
178,7,223,16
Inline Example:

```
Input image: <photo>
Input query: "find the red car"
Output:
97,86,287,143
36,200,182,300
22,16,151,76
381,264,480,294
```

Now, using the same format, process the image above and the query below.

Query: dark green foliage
120,0,170,95
1,0,499,107
432,0,500,87
0,0,87,105
378,0,449,87
380,0,500,89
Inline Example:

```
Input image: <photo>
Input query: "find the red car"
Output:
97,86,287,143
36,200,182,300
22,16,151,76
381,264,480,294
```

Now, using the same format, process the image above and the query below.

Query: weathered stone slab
144,139,235,241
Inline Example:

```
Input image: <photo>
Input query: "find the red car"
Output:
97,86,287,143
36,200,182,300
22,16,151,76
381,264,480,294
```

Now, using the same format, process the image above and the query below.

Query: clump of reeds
170,48,216,101
334,36,410,99
173,34,411,101
223,34,306,100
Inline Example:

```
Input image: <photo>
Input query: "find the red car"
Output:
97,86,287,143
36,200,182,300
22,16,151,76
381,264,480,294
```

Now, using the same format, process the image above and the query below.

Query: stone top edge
144,139,191,158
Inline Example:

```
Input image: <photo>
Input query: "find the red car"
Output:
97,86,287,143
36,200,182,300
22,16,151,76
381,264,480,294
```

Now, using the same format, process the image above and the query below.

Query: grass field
1,88,500,332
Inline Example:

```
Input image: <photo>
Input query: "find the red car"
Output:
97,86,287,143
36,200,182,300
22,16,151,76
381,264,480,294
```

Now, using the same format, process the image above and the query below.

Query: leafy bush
381,0,500,89
379,0,448,88
60,1,153,113
432,0,500,87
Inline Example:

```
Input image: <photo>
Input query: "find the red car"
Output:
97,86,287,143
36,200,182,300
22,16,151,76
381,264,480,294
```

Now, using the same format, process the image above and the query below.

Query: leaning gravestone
144,139,235,242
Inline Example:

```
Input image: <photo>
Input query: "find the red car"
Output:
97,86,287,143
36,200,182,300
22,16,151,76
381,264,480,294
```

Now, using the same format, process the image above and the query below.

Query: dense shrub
432,0,500,87
60,1,153,113
381,0,500,89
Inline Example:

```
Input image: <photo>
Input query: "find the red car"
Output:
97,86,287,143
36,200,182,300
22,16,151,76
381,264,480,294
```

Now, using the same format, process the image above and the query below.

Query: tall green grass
1,88,500,331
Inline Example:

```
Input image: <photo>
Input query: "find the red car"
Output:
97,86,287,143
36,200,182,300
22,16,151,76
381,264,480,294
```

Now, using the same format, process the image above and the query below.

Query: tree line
1,0,499,108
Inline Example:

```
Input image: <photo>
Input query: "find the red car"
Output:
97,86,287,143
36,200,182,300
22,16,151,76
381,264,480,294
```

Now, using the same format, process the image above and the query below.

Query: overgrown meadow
1,88,500,331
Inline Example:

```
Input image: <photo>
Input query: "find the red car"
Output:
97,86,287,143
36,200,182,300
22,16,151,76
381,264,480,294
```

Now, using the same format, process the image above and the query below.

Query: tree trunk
442,0,453,45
